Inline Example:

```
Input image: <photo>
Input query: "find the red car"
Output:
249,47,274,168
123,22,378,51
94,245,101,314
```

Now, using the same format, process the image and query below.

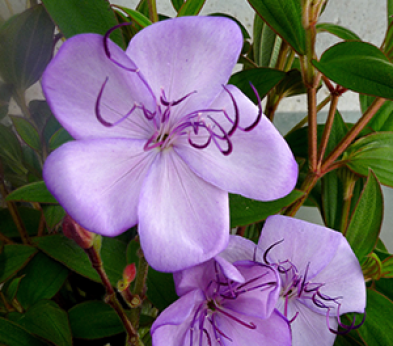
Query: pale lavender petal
42,34,155,140
215,256,245,283
175,85,298,201
303,237,366,315
258,216,342,278
218,235,260,263
138,150,229,272
151,289,205,346
126,17,242,116
288,300,337,346
217,309,292,346
43,139,156,235
223,262,280,319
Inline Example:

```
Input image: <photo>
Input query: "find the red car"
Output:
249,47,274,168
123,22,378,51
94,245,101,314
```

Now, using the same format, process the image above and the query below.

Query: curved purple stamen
263,238,284,265
222,85,239,136
243,83,262,131
214,306,256,329
328,307,366,335
95,77,138,127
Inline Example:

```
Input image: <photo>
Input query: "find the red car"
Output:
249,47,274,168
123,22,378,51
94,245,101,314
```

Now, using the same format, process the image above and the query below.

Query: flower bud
118,263,137,292
62,215,96,249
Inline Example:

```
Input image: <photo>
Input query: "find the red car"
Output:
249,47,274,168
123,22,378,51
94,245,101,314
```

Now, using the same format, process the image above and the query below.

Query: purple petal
218,235,260,263
175,85,298,201
126,17,243,115
287,300,337,346
303,237,366,315
151,289,205,346
258,216,342,278
217,309,292,346
138,150,229,272
223,262,280,319
43,139,156,235
42,34,155,140
215,256,245,283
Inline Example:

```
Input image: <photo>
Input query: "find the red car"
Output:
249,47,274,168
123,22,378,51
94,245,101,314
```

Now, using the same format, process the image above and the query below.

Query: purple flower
42,16,297,271
221,215,366,346
152,256,291,346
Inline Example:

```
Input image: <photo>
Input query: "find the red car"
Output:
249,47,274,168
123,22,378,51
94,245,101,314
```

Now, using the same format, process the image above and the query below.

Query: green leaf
313,41,393,100
68,301,123,339
29,100,53,136
253,13,282,67
321,111,349,229
34,234,127,286
10,116,41,152
42,205,65,229
344,132,393,187
6,181,58,203
114,6,152,28
0,82,13,120
41,0,125,48
357,290,393,346
17,252,68,308
0,244,37,283
48,127,73,151
229,68,286,104
384,21,393,61
247,0,306,55
0,317,48,346
389,0,393,26
382,256,393,278
0,123,26,177
18,300,72,346
171,0,184,12
5,276,24,301
229,190,304,227
177,0,206,17
0,207,41,238
345,171,383,263
275,69,307,98
359,94,393,132
316,23,361,41
0,5,54,90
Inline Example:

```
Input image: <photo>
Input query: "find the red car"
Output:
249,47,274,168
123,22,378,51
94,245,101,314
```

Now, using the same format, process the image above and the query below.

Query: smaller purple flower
152,256,291,346
255,216,366,346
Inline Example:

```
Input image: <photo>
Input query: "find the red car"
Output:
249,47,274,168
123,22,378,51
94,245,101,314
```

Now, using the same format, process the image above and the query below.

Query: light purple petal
217,309,292,346
126,17,243,116
175,85,298,201
151,289,204,346
215,256,245,283
258,216,342,278
303,237,366,315
138,150,229,272
223,262,280,319
42,34,155,140
287,300,337,346
218,235,260,263
43,139,156,236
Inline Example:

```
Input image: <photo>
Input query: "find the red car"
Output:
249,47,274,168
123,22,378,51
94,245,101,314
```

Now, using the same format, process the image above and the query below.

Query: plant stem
307,87,318,171
85,247,138,345
147,0,158,23
317,93,339,164
321,97,385,172
0,231,15,244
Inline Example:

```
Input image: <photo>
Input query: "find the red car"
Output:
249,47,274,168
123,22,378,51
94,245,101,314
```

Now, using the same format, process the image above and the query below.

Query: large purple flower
42,16,297,271
221,215,366,346
152,256,291,346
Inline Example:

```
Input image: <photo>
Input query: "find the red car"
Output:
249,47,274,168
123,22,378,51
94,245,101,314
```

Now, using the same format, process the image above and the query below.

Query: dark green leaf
0,123,26,176
0,244,37,283
0,5,54,90
43,115,62,145
229,68,286,104
321,111,349,229
22,146,42,180
18,300,72,346
49,127,73,151
42,205,65,229
6,181,58,203
344,132,393,187
313,42,393,100
177,0,206,17
253,14,282,67
230,190,304,227
114,6,152,28
384,21,393,61
5,276,24,301
17,251,68,308
357,289,393,345
382,256,393,278
34,234,127,286
0,82,13,120
41,0,125,48
0,207,41,238
317,23,361,41
29,100,53,135
389,0,393,26
69,301,123,339
0,317,48,346
247,0,306,55
171,0,184,12
10,116,41,152
275,69,307,97
359,94,393,132
345,171,383,263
